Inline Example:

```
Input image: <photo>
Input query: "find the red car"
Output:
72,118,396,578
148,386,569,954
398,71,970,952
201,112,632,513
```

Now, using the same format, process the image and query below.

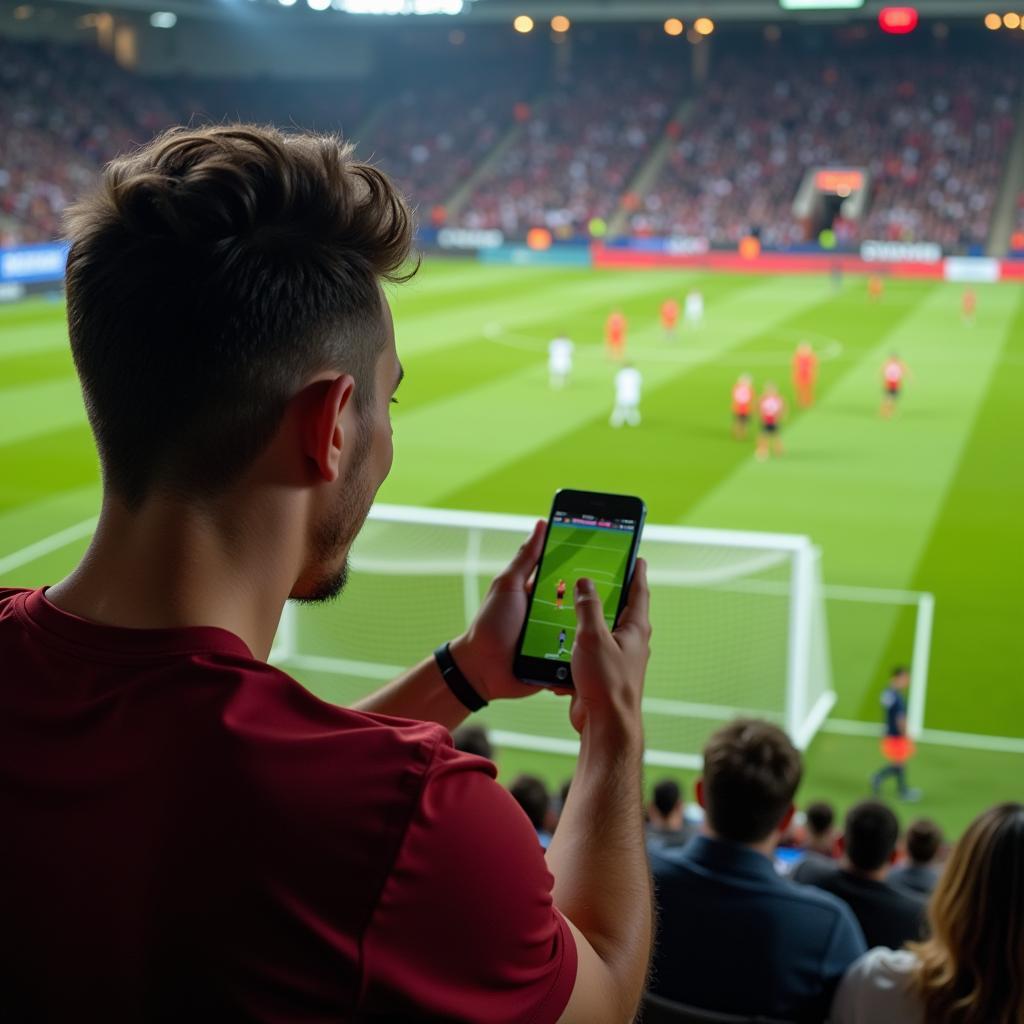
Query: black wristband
434,642,488,712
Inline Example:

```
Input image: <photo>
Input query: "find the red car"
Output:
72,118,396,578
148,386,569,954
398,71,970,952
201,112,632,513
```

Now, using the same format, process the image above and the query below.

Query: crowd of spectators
464,719,1022,1023
451,56,684,237
632,54,1019,251
0,38,176,245
2,35,1020,254
369,80,525,214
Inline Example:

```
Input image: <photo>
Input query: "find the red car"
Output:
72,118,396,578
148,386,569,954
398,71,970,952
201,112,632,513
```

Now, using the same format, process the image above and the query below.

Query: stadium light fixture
663,17,684,36
149,10,177,27
277,0,298,7
878,7,918,34
307,0,331,11
779,0,864,9
1003,11,1021,27
694,16,714,35
513,14,533,32
984,12,1001,29
550,14,570,33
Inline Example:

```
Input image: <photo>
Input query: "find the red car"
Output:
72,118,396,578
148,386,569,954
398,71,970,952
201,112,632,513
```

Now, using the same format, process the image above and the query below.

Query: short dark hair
451,724,493,761
509,775,550,832
891,665,909,678
64,124,415,507
806,801,835,837
702,719,802,844
845,800,900,872
652,779,681,819
906,818,943,865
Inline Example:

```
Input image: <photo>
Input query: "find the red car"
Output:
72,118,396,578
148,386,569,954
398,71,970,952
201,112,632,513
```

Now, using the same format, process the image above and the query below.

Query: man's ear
302,375,355,483
695,778,706,809
836,834,846,857
889,848,899,865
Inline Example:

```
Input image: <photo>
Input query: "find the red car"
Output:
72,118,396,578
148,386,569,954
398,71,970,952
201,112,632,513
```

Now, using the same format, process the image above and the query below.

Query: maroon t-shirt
0,588,577,1022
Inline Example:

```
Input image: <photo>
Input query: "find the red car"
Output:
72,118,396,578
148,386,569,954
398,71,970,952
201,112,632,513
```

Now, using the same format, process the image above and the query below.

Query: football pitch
1,259,1022,834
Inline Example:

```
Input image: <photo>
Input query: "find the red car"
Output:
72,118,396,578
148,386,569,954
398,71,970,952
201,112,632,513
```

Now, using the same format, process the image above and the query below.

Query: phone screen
515,490,645,687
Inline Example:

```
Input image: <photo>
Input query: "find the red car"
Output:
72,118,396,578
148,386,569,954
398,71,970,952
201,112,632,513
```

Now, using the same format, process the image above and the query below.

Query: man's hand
450,520,556,703
568,559,651,739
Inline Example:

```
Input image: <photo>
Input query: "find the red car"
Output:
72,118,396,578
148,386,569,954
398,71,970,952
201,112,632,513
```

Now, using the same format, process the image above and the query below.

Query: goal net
271,504,836,769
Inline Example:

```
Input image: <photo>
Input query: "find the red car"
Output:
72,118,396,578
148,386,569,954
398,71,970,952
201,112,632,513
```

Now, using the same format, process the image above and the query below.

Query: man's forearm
545,721,653,1019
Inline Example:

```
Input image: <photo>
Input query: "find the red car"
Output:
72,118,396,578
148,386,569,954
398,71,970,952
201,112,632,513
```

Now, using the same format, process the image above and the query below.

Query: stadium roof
40,0,1004,23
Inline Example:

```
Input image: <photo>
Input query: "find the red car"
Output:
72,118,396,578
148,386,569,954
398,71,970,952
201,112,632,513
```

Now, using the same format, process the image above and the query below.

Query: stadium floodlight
307,0,331,11
149,11,177,27
277,0,297,6
1003,12,1021,28
779,0,864,9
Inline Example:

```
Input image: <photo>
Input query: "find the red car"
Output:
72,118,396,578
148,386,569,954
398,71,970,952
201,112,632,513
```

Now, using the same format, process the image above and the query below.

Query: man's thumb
574,578,605,633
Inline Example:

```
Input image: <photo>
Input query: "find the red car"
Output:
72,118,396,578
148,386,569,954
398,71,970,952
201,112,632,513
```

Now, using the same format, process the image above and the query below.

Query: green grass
1,264,1022,836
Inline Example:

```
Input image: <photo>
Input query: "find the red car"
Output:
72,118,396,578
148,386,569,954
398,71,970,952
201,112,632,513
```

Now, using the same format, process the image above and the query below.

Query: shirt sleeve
357,740,578,1023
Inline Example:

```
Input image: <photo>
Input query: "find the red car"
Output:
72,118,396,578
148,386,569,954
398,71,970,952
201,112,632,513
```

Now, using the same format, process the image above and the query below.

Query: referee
871,666,922,802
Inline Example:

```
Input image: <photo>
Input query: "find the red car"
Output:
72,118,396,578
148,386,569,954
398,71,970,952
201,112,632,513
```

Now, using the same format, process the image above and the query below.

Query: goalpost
270,504,837,770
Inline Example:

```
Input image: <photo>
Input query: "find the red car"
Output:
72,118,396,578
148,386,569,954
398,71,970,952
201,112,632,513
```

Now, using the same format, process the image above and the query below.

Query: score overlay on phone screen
521,512,637,663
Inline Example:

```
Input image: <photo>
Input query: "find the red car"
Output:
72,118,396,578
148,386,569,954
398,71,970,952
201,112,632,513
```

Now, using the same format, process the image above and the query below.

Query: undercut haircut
702,719,802,844
64,124,415,507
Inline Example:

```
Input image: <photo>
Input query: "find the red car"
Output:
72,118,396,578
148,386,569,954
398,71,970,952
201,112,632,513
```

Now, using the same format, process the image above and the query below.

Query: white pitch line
0,516,97,576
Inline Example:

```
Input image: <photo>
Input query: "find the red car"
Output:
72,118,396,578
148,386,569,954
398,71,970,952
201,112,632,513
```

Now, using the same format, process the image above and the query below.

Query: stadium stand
632,53,1018,251
452,56,684,236
0,38,176,245
0,35,1020,254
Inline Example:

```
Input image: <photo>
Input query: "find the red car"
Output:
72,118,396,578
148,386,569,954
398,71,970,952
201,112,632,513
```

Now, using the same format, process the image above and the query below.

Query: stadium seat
640,992,793,1024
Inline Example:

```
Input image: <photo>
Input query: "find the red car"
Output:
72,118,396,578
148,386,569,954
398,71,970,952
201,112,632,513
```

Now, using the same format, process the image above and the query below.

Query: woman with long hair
831,801,1024,1023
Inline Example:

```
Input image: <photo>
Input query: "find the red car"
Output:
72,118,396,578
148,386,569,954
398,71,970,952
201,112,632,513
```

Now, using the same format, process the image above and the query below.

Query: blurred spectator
831,802,1024,1024
810,800,927,950
509,774,554,849
888,818,943,899
648,719,865,1019
451,723,494,760
791,800,840,884
646,778,694,851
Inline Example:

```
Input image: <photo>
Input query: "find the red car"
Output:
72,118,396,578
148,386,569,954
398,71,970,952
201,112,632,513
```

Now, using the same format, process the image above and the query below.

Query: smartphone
514,489,646,689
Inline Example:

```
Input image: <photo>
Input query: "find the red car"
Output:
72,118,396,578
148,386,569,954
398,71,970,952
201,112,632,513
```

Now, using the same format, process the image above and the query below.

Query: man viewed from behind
649,719,866,1020
790,800,839,884
888,819,943,899
0,125,654,1023
646,778,693,851
809,800,927,951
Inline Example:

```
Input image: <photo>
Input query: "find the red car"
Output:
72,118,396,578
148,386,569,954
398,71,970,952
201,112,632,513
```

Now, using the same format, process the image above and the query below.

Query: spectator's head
510,775,551,833
905,818,943,867
64,124,414,601
649,778,683,829
912,803,1024,1022
697,719,802,846
805,800,836,853
840,800,900,875
890,665,911,690
451,725,493,761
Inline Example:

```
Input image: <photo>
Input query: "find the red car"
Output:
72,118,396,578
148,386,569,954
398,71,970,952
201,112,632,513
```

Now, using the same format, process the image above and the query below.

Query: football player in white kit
610,363,643,427
684,289,704,327
548,334,574,389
